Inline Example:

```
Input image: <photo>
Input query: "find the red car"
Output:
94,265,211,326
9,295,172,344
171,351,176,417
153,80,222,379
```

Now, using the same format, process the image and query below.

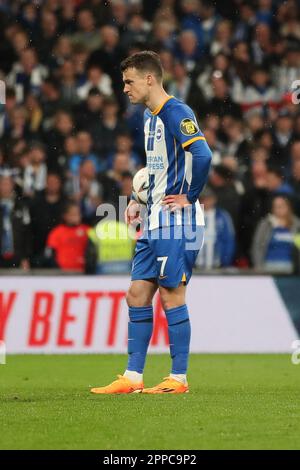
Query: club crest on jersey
180,118,199,136
156,126,163,141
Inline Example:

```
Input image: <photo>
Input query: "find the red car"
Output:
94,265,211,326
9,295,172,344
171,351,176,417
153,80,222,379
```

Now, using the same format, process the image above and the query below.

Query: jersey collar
151,95,174,115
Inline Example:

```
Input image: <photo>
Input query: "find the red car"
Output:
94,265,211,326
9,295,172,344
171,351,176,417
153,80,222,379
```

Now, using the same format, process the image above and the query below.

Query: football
132,166,149,205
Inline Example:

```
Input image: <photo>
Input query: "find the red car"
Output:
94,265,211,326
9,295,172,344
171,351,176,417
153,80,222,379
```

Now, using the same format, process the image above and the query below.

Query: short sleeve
167,103,206,149
47,227,60,250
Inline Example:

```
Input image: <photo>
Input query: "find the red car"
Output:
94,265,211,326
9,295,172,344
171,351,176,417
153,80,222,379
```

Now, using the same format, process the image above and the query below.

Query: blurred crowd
0,0,300,274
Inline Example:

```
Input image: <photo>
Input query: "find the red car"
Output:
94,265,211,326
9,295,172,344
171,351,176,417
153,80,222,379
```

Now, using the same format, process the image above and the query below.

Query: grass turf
0,354,300,450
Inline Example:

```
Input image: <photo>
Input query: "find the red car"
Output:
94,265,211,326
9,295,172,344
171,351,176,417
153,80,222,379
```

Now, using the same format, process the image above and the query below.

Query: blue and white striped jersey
144,95,211,230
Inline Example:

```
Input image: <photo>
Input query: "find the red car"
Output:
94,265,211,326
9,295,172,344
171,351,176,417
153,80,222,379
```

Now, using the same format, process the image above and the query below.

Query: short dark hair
63,201,79,215
120,51,163,81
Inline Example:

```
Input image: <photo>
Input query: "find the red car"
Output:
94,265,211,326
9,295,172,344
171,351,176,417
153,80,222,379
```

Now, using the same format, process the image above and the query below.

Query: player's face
123,67,150,104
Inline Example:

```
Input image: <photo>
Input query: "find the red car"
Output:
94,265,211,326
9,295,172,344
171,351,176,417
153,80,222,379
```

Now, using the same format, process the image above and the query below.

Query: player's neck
146,89,171,114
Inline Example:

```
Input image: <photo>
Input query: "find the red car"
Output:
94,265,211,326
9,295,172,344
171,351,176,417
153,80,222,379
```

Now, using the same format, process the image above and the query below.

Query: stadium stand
0,0,300,273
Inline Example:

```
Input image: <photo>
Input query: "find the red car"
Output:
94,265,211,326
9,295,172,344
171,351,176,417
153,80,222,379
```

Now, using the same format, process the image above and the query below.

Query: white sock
124,370,143,383
170,373,187,384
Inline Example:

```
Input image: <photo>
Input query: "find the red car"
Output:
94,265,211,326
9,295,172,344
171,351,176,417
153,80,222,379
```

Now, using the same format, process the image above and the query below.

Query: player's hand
125,199,142,225
161,194,191,211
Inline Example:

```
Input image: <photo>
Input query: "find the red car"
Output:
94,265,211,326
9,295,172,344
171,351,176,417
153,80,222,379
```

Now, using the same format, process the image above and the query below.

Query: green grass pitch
1,354,300,450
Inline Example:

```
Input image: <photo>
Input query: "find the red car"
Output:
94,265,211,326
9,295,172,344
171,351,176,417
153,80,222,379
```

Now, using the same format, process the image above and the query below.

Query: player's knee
126,287,150,307
160,291,185,311
159,281,186,311
125,289,135,307
161,298,177,311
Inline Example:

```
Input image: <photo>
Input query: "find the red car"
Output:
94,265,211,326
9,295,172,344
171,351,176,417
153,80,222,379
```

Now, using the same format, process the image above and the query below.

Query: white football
132,167,149,205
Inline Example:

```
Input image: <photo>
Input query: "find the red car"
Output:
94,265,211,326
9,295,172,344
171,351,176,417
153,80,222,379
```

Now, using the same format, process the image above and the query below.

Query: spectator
0,173,31,269
0,87,17,138
289,158,300,216
69,131,103,176
29,172,64,266
278,1,300,41
274,42,300,98
231,41,253,102
256,0,273,26
107,133,142,170
196,187,235,269
197,52,230,100
209,164,241,229
88,25,125,96
2,105,31,158
240,66,279,118
221,118,250,167
74,87,104,131
23,142,47,197
25,93,43,135
233,2,256,42
119,171,134,204
60,0,77,34
61,135,79,178
168,60,205,111
72,44,90,86
290,140,300,165
7,48,48,103
239,157,270,263
67,160,102,226
35,10,59,64
108,152,135,185
168,60,193,103
206,74,242,118
110,0,129,36
44,110,75,172
121,13,151,50
45,201,89,272
251,195,300,273
199,0,219,48
40,78,63,128
77,65,112,100
71,8,102,52
58,60,79,106
159,49,176,88
151,19,176,52
251,22,273,66
89,96,128,157
179,0,203,48
19,3,39,42
265,166,294,196
48,36,73,72
270,110,295,169
174,30,203,73
86,218,135,274
88,0,113,27
210,20,232,57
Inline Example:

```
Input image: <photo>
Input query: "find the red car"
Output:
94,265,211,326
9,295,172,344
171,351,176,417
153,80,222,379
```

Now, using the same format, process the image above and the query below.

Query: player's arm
162,105,212,209
185,138,212,204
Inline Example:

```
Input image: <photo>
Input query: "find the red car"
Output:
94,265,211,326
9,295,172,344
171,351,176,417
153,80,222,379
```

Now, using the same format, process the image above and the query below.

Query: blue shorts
131,225,204,288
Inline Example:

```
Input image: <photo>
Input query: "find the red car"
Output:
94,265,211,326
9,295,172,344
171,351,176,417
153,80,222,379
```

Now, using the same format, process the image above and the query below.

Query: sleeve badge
180,118,199,136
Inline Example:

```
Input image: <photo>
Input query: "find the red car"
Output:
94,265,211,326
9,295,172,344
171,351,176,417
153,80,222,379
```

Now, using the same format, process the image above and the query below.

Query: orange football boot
90,375,143,394
142,377,189,394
